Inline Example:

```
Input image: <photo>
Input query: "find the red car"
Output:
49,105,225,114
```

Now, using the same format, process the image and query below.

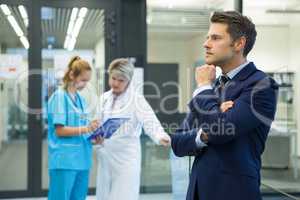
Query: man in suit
171,11,278,200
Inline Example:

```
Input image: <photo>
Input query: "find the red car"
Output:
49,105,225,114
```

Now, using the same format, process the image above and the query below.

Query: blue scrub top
47,88,92,170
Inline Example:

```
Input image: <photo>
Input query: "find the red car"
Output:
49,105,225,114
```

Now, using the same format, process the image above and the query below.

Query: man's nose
203,39,210,49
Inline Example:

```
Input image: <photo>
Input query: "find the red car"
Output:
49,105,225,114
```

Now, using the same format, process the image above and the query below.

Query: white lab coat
95,85,168,200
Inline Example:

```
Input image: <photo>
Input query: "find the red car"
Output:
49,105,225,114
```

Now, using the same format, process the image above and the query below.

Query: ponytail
62,56,91,89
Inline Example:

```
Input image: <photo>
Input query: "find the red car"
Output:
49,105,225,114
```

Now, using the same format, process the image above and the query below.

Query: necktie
215,74,230,95
219,74,230,88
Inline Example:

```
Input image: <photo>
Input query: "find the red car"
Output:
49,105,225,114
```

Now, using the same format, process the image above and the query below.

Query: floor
1,194,172,200
0,140,300,199
2,195,300,200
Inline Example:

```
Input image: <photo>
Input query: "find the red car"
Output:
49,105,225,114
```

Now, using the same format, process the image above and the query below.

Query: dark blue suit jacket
171,62,278,200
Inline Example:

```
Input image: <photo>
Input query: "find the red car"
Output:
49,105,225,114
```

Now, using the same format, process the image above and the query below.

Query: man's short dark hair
210,11,257,57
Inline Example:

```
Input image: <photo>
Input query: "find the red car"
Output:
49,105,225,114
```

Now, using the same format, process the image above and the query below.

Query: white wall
148,35,193,112
289,25,300,156
248,25,291,72
249,25,300,156
148,33,207,112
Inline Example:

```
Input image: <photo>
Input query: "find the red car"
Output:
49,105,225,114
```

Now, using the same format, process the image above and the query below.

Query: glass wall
41,6,105,189
244,0,300,194
0,3,29,191
0,0,142,197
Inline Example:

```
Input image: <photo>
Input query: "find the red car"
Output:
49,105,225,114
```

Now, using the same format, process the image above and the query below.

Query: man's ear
234,36,246,52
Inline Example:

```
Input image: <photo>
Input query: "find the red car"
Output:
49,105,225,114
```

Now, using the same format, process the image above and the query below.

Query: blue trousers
48,169,89,200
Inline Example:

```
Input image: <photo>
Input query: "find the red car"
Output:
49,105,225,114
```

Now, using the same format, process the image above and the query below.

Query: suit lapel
230,62,258,82
216,62,258,102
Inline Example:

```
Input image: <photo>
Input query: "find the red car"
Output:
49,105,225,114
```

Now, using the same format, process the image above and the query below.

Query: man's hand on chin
195,64,216,87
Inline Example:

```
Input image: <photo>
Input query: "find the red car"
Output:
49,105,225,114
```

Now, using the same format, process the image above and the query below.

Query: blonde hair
62,56,91,89
108,58,134,81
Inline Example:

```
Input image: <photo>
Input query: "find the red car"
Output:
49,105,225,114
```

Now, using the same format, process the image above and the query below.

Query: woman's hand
220,101,234,113
159,134,171,147
91,136,104,145
87,119,100,132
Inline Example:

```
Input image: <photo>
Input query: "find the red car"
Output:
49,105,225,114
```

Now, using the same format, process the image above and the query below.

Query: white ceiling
0,6,104,49
147,0,300,36
244,0,300,25
147,0,232,10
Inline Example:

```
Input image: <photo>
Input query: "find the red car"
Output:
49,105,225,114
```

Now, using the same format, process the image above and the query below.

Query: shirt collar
225,61,250,80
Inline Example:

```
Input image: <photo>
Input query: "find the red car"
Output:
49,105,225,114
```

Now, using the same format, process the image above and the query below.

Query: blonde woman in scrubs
96,58,171,200
47,56,101,200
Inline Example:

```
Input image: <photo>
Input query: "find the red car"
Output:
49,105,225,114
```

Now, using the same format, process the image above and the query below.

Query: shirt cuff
195,129,208,148
193,84,213,97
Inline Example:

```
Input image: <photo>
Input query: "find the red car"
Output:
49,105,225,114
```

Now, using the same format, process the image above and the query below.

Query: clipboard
88,118,129,140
